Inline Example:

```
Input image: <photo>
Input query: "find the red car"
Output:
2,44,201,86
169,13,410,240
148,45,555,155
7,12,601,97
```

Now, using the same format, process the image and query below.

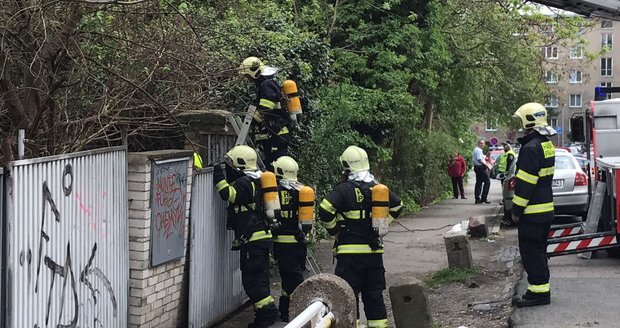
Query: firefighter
318,146,404,328
238,57,290,170
511,103,556,307
271,156,311,322
497,143,516,185
213,145,279,327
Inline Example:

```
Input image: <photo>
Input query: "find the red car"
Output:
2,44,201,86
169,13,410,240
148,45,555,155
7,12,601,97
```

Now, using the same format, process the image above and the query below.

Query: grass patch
426,267,479,288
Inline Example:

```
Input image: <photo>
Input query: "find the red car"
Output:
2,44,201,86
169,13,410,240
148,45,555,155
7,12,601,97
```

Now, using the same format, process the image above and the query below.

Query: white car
501,149,589,221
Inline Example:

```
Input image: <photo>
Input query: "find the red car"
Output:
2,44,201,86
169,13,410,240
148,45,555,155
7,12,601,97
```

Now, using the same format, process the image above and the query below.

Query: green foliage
426,267,480,288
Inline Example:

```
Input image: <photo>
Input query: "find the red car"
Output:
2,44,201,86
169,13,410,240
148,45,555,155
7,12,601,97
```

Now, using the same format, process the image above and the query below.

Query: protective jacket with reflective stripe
254,75,288,138
213,168,271,244
498,150,516,173
318,180,403,255
273,184,307,244
512,132,555,223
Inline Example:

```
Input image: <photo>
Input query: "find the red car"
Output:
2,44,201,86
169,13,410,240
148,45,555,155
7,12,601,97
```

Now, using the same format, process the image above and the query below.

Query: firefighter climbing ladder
227,106,322,275
546,157,620,257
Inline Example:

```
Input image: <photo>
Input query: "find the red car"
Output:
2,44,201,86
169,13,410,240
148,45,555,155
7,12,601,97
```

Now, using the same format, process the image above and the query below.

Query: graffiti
76,192,109,239
28,163,118,327
150,160,187,266
152,165,186,239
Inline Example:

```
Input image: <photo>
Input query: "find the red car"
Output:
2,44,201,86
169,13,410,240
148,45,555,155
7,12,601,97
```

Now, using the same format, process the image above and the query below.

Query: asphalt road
510,216,620,328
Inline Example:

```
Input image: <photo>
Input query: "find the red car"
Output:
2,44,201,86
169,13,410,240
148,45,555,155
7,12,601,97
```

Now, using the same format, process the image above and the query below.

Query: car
501,149,589,222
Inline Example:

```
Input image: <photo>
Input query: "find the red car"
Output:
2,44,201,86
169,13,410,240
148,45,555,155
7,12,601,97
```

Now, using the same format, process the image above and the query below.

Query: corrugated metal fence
4,147,129,327
188,168,245,328
0,167,4,328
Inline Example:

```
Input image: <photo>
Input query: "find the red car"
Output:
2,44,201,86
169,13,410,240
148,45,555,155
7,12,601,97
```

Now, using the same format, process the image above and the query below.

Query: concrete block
155,281,166,292
129,227,149,239
130,241,150,252
129,199,150,210
130,250,149,261
152,299,163,310
165,278,174,288
146,293,157,305
131,269,151,280
130,296,143,307
129,278,147,289
148,276,159,286
468,216,488,238
129,181,151,192
290,273,357,328
444,231,473,269
129,259,149,270
156,290,167,300
389,277,432,328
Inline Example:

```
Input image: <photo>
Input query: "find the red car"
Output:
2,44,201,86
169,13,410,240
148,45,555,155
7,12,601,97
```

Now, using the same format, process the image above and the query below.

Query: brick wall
127,150,193,328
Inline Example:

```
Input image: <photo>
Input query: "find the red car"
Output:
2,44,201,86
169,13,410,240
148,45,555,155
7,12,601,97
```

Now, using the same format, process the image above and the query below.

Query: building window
570,94,582,108
543,46,558,59
570,46,584,59
601,58,613,76
549,118,558,128
602,33,613,49
485,120,497,131
601,82,613,99
569,70,583,84
545,95,558,108
602,19,614,29
544,71,558,84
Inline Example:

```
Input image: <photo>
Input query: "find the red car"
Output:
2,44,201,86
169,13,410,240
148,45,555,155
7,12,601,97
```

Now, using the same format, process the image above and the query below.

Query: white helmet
272,156,299,181
226,145,258,171
339,146,370,174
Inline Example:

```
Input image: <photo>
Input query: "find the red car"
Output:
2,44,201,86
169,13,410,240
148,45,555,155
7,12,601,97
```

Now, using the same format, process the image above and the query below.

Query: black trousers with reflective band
335,253,387,321
257,133,290,171
240,243,273,307
518,219,552,287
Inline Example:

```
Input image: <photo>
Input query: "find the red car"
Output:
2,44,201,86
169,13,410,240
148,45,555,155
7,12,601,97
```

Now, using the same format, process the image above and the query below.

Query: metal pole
285,301,327,328
17,129,25,160
585,105,592,203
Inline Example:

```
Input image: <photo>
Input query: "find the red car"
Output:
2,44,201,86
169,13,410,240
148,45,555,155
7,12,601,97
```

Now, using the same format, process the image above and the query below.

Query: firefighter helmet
272,156,299,181
339,146,370,173
513,102,549,130
238,57,264,79
226,145,258,171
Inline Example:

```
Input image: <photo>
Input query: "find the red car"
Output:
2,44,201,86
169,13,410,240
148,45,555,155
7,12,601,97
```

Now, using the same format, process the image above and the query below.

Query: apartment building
542,17,620,145
478,17,620,146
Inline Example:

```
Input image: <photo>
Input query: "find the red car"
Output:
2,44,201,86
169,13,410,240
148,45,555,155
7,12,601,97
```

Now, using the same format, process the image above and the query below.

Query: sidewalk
215,172,519,327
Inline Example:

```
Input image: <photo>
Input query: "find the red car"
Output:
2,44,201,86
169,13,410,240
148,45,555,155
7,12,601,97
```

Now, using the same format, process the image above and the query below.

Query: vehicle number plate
552,179,563,188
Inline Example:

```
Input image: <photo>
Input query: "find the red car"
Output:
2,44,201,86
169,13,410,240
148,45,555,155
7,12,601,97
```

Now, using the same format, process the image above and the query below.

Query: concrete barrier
389,277,432,328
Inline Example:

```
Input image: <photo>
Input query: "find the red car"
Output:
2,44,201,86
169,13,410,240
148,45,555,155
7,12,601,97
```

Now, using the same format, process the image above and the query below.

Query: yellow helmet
226,145,258,171
272,156,299,181
339,146,370,173
513,102,548,130
238,57,264,79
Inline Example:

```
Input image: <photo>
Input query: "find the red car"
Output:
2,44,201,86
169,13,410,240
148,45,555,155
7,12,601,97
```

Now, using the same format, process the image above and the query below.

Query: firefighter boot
247,303,280,328
279,295,290,322
515,290,550,308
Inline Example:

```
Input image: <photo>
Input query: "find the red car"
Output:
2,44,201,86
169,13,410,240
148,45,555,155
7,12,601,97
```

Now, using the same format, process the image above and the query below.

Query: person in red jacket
448,151,467,199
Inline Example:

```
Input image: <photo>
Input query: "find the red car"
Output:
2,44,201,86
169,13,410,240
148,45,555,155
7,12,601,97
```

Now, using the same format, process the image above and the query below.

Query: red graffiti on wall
75,192,109,239
153,174,185,239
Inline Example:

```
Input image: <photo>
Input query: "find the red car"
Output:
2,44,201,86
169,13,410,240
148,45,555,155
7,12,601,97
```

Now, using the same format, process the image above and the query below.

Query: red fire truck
546,87,620,257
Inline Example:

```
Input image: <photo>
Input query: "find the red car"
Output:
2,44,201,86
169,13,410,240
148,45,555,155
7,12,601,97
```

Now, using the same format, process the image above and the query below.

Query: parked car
501,149,589,221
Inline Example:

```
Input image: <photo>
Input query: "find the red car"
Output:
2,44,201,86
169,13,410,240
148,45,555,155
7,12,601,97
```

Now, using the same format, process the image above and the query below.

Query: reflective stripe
259,98,276,109
278,126,289,135
336,214,345,222
390,201,403,212
216,180,228,191
233,203,256,213
274,235,298,243
335,244,384,255
388,214,395,224
527,283,550,293
254,295,275,309
320,199,337,214
343,210,365,219
228,187,237,203
323,218,337,229
513,195,529,207
516,169,539,185
255,133,269,141
538,166,555,177
280,211,293,218
523,202,554,214
368,319,388,328
249,230,273,242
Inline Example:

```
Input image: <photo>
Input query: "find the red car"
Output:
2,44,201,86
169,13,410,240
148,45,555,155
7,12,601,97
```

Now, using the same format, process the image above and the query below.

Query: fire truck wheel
606,247,620,258
289,273,357,327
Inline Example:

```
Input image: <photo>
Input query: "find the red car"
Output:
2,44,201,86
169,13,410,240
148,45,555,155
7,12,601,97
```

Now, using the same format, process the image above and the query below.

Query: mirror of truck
570,116,585,142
